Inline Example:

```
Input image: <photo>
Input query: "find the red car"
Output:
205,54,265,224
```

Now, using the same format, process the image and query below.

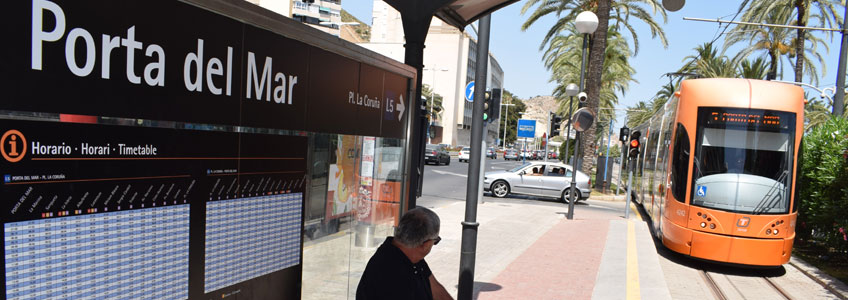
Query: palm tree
680,42,740,78
736,0,843,83
421,84,443,123
522,0,668,172
739,57,770,80
626,101,652,128
726,9,797,80
547,27,634,122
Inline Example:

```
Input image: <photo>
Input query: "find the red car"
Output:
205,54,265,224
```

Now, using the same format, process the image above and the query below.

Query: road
417,156,628,219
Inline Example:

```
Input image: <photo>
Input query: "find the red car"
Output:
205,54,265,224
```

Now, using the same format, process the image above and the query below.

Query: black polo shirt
356,237,433,300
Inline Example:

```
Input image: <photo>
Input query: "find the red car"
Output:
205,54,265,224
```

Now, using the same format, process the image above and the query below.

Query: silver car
483,162,591,203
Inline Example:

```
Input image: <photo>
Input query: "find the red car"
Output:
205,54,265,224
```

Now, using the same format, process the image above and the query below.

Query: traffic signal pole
458,14,490,300
625,157,634,219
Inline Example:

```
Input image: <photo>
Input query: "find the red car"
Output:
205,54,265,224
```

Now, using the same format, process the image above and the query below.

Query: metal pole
567,132,581,220
502,101,509,148
458,14,490,300
603,117,614,192
833,4,848,117
625,158,634,219
563,96,575,164
616,116,628,196
544,112,550,162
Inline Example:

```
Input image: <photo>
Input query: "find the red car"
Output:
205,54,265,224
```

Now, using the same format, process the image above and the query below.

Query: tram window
793,139,803,213
670,123,689,202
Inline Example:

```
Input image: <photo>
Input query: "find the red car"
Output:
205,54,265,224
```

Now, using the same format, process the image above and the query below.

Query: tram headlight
773,229,779,235
700,222,706,228
709,223,715,229
766,229,772,235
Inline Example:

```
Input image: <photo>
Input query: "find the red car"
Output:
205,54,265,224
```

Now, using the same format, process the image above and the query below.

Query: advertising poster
326,136,357,217
360,137,376,187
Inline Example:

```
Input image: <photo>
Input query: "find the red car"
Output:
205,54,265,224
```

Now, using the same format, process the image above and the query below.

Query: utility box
595,155,613,189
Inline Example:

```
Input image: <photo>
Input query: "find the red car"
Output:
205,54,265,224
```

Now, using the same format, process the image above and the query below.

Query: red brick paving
477,218,611,300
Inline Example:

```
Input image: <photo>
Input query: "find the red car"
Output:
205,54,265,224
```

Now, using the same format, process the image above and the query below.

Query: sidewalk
423,197,671,300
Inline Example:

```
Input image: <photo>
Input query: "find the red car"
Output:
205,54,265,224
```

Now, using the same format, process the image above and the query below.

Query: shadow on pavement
452,281,503,299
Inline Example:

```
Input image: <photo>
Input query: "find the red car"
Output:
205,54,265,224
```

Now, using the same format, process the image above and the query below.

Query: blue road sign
517,119,536,138
465,81,475,102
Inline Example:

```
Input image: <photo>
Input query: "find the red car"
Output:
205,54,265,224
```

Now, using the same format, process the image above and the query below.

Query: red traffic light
630,139,639,148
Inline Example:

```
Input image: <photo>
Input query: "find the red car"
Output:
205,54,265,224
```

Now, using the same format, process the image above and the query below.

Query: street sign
465,81,475,102
517,119,536,138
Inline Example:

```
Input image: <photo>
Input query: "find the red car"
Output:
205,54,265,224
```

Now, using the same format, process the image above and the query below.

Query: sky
343,1,844,127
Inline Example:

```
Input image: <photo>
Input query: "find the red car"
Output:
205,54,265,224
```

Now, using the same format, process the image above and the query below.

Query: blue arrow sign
465,81,475,102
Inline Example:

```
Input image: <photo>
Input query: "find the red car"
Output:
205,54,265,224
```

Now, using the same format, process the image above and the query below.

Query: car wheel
445,158,450,165
491,181,510,198
561,188,581,204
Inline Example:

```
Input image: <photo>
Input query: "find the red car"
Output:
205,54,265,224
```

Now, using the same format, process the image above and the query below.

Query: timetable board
1,120,306,299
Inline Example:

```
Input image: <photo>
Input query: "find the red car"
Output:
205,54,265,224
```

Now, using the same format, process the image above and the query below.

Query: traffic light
550,112,563,136
619,126,630,143
482,90,491,122
628,130,642,159
489,88,502,121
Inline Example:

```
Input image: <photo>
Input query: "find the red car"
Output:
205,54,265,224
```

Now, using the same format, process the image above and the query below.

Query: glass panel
691,107,795,214
302,134,405,299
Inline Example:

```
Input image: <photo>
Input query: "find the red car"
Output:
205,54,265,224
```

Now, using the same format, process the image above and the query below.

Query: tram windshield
690,107,795,215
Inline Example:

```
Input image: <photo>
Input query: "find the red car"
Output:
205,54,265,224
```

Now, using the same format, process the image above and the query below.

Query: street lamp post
573,11,598,173
501,102,515,148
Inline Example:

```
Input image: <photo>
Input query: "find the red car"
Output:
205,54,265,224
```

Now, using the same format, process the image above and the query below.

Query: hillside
521,95,560,136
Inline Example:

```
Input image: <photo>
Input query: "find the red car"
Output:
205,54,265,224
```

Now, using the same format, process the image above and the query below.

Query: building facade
361,1,504,148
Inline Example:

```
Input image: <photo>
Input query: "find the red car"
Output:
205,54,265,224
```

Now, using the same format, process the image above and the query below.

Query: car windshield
691,107,795,215
508,162,532,172
425,145,438,151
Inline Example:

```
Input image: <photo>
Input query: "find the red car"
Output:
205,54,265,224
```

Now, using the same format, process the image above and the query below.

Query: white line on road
432,170,468,178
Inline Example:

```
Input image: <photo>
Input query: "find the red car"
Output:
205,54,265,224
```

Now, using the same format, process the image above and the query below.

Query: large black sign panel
0,121,306,299
1,0,411,138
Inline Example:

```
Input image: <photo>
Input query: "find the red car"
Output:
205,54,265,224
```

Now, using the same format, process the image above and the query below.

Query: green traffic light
483,113,488,120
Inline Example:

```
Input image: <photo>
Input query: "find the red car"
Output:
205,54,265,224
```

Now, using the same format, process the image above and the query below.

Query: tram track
700,270,727,300
700,269,796,300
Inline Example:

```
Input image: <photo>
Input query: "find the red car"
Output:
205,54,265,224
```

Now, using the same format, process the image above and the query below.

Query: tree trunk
580,0,611,174
767,51,779,80
794,0,806,83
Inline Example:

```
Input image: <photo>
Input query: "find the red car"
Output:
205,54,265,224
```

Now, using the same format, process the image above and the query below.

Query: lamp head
575,11,599,34
565,83,580,97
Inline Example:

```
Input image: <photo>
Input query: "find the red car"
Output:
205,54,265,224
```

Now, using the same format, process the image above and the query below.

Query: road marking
626,220,641,300
432,170,468,178
630,202,642,221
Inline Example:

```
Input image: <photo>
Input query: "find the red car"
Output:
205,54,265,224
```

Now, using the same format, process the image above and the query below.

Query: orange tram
629,78,804,266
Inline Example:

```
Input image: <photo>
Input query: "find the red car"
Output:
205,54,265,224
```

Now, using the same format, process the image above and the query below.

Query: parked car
424,144,450,165
504,149,519,161
458,148,471,163
486,148,497,159
483,162,591,203
548,151,557,159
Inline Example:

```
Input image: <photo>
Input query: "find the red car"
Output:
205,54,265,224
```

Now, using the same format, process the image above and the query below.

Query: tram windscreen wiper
752,170,788,215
